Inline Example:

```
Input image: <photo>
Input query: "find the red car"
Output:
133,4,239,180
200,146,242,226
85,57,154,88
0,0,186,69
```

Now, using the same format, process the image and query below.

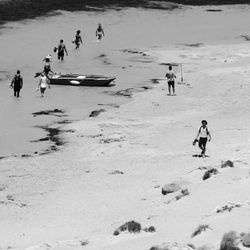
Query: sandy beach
1,4,250,250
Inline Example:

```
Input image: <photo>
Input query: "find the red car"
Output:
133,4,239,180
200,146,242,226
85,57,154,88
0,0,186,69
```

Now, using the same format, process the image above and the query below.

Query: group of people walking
10,24,105,98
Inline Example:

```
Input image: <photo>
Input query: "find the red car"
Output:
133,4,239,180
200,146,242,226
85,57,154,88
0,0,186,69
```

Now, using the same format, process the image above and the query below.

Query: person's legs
199,138,207,155
168,82,171,95
40,87,46,97
16,89,20,98
172,82,175,95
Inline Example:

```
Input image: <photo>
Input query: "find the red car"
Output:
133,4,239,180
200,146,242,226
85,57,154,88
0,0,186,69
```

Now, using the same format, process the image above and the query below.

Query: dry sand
1,4,250,250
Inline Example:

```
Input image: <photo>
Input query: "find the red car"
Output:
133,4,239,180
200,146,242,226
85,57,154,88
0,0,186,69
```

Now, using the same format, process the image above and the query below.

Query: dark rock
162,183,181,195
220,231,240,250
221,160,234,168
242,233,250,247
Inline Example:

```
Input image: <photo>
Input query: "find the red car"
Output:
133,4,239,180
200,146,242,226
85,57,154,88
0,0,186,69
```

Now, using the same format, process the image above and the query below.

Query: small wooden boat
49,73,116,86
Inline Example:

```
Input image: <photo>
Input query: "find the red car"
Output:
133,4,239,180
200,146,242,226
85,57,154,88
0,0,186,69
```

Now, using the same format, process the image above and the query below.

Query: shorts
40,87,46,94
168,81,174,88
58,51,64,59
199,137,207,149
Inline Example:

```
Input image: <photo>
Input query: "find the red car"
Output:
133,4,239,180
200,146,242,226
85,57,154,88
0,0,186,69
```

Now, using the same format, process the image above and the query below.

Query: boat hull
49,74,116,86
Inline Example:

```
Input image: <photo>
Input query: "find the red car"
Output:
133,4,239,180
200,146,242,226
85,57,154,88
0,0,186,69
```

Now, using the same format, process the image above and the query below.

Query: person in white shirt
38,73,50,97
165,65,176,95
193,120,211,157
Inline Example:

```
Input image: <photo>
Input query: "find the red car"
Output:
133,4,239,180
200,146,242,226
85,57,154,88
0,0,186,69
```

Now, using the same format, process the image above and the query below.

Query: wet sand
1,4,250,250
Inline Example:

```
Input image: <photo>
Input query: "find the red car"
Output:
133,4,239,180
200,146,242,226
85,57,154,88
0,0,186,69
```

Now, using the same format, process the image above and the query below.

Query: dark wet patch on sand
0,70,11,81
179,43,203,47
103,86,153,98
89,109,106,117
159,62,180,66
32,125,75,155
98,103,120,108
95,53,112,65
240,35,250,41
206,9,222,12
121,49,155,63
32,109,66,117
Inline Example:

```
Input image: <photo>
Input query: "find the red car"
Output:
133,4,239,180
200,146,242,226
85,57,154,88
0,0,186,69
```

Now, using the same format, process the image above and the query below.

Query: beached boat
49,73,116,86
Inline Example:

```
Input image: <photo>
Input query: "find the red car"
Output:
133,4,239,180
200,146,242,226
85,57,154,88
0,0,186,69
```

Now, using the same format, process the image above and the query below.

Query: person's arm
10,77,14,88
20,77,23,88
207,130,211,141
80,36,83,44
64,46,68,56
102,29,105,36
38,78,41,88
195,128,200,140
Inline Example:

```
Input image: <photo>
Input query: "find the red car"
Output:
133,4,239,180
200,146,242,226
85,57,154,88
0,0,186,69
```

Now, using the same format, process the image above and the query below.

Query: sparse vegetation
203,168,218,180
175,189,189,200
221,160,234,168
113,220,141,236
220,231,240,250
143,226,156,232
216,203,241,213
191,224,210,238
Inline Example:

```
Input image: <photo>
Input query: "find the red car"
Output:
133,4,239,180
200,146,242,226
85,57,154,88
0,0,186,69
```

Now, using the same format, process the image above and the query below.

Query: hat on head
201,120,208,125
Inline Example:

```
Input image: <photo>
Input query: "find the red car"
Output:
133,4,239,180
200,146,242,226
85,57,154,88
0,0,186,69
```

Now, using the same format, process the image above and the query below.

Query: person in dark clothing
72,30,83,49
56,39,68,61
10,70,23,97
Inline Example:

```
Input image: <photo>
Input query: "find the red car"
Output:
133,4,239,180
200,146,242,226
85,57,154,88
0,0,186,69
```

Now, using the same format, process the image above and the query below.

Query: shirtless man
96,23,105,40
165,65,176,95
57,39,68,61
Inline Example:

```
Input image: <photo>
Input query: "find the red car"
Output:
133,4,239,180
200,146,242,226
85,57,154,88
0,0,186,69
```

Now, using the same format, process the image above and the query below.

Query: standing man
165,65,176,95
96,23,105,41
10,70,23,98
56,39,68,61
193,120,212,157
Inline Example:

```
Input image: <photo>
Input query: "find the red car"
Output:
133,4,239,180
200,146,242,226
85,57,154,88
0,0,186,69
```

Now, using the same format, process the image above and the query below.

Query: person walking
193,120,211,157
10,70,23,98
96,23,105,41
165,65,176,95
55,39,68,61
43,57,54,78
37,73,50,97
72,30,83,49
